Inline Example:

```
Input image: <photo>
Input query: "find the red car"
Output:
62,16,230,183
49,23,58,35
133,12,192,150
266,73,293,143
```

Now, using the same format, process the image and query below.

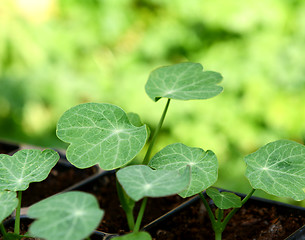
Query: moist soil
2,171,305,239
74,172,305,239
1,143,305,239
21,163,98,207
146,196,305,240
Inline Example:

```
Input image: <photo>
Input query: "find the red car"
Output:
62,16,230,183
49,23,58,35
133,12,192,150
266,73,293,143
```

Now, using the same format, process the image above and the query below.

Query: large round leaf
145,62,223,102
0,191,18,223
0,149,59,191
116,165,190,201
56,103,148,170
244,140,305,201
149,143,218,198
28,191,104,240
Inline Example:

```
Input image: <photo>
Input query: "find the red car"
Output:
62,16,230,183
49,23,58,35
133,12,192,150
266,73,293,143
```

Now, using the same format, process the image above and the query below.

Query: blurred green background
1,0,305,205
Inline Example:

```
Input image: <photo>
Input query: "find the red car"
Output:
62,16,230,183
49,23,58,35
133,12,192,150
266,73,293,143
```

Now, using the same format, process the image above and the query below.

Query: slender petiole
199,192,216,225
0,223,7,236
14,191,22,235
143,98,171,165
221,188,256,229
133,197,148,233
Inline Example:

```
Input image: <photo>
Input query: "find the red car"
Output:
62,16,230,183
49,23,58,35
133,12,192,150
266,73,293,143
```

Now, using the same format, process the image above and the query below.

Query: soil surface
73,172,188,235
146,196,305,240
74,173,305,239
1,142,305,239
21,162,98,207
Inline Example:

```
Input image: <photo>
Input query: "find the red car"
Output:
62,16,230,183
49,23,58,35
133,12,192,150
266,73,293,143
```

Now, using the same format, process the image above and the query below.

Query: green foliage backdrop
1,0,304,203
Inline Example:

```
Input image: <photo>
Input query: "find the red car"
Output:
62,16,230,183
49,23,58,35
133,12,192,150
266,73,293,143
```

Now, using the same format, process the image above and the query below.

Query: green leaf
56,103,148,170
116,165,190,201
112,231,152,240
206,188,242,209
0,149,59,191
244,140,305,201
145,62,223,102
28,191,104,240
0,191,18,223
149,143,218,198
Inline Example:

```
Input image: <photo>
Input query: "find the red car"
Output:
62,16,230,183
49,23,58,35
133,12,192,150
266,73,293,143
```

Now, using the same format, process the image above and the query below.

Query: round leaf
0,149,59,191
112,231,152,240
149,143,218,198
28,191,104,240
116,165,190,201
245,140,305,201
206,188,242,209
0,191,18,223
56,103,148,170
145,62,223,102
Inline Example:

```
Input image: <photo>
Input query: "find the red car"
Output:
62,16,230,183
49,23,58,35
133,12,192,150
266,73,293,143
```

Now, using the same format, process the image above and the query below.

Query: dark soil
1,142,305,239
21,162,98,207
146,196,305,240
73,172,188,235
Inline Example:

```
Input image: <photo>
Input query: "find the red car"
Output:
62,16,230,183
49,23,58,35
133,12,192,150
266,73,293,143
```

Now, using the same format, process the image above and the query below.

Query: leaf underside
145,62,223,102
0,149,59,191
149,143,218,198
28,191,104,240
0,191,18,223
116,165,190,201
56,103,148,170
206,188,242,209
244,140,305,201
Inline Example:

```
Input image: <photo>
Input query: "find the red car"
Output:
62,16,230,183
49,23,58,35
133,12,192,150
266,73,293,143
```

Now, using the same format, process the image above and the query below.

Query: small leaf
149,143,218,198
112,231,152,240
0,149,59,191
206,188,242,209
245,140,305,201
116,165,190,201
28,191,104,240
56,103,148,170
145,62,223,102
0,191,18,223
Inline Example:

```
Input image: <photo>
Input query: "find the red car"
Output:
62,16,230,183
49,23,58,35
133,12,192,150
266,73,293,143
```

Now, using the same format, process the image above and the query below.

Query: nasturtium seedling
56,103,148,170
0,191,18,223
0,149,59,191
244,139,305,201
206,188,242,209
116,165,190,201
149,143,218,197
145,62,223,102
28,191,104,240
113,231,152,240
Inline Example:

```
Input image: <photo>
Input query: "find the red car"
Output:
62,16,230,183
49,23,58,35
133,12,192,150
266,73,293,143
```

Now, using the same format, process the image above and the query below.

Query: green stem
133,197,148,233
116,179,135,230
126,209,135,231
215,231,222,240
221,188,256,230
199,192,216,225
143,98,171,165
14,191,22,235
0,223,7,236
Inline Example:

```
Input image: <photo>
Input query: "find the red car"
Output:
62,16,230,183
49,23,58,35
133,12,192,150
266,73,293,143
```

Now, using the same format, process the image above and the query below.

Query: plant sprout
150,139,305,239
0,149,59,239
55,62,223,239
2,62,302,240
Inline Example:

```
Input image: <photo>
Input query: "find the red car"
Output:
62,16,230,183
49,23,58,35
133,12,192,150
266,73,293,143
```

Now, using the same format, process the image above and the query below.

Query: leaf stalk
14,191,22,235
133,197,148,233
143,98,171,165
